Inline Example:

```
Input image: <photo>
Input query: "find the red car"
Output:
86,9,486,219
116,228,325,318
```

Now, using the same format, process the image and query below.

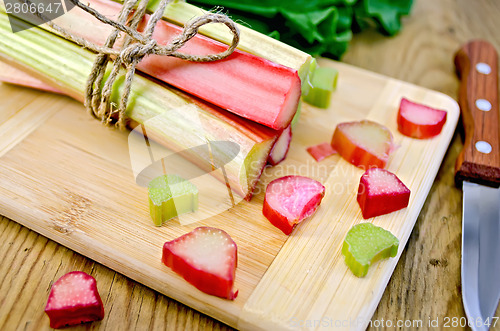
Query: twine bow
31,0,240,129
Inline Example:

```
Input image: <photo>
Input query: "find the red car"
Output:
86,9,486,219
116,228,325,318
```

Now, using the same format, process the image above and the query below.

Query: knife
455,40,500,331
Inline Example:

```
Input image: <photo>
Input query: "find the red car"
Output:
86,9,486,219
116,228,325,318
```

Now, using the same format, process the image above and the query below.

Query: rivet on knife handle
454,40,500,187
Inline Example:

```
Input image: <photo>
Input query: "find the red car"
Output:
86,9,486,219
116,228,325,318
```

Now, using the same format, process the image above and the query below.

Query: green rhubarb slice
148,175,198,226
342,223,399,277
303,67,339,109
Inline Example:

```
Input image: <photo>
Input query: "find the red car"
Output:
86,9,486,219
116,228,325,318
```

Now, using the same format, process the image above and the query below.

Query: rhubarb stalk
5,0,302,130
117,0,313,86
0,10,277,199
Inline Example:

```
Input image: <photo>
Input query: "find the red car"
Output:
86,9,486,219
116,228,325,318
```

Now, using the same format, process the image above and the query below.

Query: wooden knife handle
454,40,500,187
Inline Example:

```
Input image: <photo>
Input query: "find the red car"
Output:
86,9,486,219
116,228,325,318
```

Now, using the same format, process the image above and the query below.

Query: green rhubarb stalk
112,0,313,88
148,175,198,226
302,66,338,109
0,10,276,199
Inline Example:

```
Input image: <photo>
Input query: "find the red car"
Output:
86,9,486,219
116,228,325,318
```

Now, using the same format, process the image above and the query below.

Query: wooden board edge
237,73,460,331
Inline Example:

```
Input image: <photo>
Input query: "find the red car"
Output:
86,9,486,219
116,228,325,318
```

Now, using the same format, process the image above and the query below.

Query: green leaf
189,0,413,58
360,0,414,35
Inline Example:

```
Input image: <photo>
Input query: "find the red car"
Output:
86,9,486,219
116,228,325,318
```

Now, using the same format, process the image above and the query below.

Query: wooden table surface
1,0,500,330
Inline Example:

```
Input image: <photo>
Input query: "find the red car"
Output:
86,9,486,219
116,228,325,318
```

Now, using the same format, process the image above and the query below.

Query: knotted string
24,0,240,129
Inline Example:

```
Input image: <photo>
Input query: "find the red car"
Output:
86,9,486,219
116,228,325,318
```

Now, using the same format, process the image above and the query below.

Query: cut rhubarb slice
162,227,238,300
148,175,198,226
45,271,105,329
342,223,399,277
263,176,325,235
357,168,411,219
302,67,338,109
331,120,395,169
307,142,338,162
397,98,447,139
268,126,292,166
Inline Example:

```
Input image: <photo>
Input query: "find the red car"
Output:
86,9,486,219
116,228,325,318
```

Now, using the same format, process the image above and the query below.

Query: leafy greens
189,0,413,58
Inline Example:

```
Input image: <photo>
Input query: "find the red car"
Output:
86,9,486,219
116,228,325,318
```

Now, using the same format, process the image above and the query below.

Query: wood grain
454,40,500,187
342,0,500,329
0,58,459,330
1,0,500,330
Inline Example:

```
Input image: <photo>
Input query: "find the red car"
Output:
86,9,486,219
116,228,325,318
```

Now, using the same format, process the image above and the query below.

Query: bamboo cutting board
0,59,459,330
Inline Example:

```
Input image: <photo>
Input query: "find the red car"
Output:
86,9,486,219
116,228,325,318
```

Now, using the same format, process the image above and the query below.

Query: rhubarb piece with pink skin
268,126,292,165
397,98,447,139
263,176,325,235
357,168,411,219
331,120,395,169
307,142,338,162
44,271,105,329
162,227,238,300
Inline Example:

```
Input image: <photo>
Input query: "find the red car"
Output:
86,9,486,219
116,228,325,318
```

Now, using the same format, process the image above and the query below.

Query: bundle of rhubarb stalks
0,0,316,200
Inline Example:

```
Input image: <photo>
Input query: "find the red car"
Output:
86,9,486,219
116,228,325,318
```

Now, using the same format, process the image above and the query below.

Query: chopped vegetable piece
302,67,339,108
357,168,410,219
45,271,104,329
331,120,395,169
342,223,399,277
162,227,238,300
148,175,198,226
307,142,338,162
263,176,325,235
268,126,292,166
397,98,447,139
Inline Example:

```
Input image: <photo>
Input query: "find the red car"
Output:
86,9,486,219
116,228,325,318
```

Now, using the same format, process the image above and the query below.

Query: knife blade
455,40,500,331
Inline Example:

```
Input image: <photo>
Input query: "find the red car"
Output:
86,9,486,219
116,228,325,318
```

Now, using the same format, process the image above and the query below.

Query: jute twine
26,0,240,129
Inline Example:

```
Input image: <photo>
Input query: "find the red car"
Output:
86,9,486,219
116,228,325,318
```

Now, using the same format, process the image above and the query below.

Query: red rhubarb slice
357,168,411,219
268,126,292,165
44,271,104,329
331,120,395,169
263,176,326,235
307,142,338,162
162,227,238,300
397,98,447,139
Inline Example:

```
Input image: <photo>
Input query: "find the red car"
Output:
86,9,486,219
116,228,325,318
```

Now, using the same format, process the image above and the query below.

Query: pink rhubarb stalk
33,0,302,130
